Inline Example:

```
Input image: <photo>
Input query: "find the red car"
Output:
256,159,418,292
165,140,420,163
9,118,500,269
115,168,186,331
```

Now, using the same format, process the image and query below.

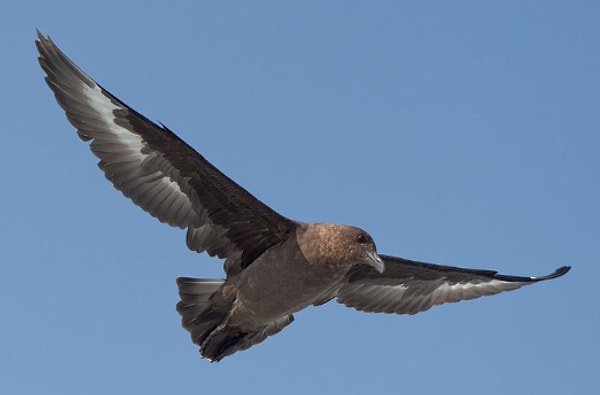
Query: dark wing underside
36,32,296,274
337,254,570,315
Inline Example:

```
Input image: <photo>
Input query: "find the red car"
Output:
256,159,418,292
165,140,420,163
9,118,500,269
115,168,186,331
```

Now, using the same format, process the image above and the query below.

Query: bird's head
299,223,385,273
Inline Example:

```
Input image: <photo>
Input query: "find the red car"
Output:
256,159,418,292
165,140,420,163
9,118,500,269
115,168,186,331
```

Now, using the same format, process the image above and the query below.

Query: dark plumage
36,31,570,362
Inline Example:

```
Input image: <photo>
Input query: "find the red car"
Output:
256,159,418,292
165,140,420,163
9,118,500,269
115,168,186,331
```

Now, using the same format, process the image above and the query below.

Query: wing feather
337,254,570,315
36,32,296,273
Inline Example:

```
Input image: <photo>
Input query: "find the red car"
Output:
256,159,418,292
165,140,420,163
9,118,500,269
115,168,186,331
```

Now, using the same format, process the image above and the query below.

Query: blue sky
1,1,598,394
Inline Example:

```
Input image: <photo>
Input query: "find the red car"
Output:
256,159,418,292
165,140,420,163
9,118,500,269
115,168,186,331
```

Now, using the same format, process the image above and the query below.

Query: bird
36,31,570,362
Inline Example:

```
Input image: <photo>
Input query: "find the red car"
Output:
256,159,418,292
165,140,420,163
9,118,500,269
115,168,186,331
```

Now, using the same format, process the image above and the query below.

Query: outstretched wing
337,254,570,315
36,32,296,274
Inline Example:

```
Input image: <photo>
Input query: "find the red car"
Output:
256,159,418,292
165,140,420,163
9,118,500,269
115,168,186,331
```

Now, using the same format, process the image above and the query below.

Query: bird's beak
365,250,385,273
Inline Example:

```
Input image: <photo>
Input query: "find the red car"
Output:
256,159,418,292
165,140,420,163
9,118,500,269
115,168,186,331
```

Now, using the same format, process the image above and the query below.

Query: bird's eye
357,233,369,244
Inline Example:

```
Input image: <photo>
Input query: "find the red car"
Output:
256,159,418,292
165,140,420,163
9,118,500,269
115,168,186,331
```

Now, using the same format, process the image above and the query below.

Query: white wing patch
37,32,249,262
73,77,198,228
337,278,527,315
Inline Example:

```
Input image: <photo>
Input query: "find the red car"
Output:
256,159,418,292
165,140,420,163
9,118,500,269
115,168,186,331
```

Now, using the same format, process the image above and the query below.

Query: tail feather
176,277,295,361
176,277,225,346
176,277,224,322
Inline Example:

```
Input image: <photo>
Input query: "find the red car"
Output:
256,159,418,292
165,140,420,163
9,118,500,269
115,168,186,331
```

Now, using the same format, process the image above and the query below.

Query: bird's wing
36,32,296,274
337,254,570,315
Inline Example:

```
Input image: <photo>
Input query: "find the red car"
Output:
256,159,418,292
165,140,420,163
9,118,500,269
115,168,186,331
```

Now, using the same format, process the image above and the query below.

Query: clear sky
1,1,598,394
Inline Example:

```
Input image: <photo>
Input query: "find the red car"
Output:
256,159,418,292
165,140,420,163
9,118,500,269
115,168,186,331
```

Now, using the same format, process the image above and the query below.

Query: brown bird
36,31,570,362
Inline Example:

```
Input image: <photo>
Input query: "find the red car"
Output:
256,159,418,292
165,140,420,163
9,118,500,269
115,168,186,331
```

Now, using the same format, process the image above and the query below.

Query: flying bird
36,31,570,362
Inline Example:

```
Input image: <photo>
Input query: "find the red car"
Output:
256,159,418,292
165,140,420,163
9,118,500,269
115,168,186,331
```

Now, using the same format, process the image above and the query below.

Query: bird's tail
176,277,224,331
176,277,227,356
176,277,294,361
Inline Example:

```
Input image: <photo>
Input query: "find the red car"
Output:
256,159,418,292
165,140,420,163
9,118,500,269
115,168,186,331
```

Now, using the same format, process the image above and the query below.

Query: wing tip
533,265,571,281
35,29,51,48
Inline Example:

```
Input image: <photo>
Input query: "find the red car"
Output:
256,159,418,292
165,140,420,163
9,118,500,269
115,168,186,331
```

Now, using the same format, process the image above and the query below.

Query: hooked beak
365,250,385,273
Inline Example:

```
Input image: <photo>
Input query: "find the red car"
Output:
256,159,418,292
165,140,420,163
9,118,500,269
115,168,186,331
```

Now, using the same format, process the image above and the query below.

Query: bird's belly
231,247,345,322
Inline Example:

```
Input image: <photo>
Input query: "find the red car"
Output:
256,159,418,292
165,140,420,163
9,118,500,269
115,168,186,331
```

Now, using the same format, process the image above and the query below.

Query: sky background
1,1,598,394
